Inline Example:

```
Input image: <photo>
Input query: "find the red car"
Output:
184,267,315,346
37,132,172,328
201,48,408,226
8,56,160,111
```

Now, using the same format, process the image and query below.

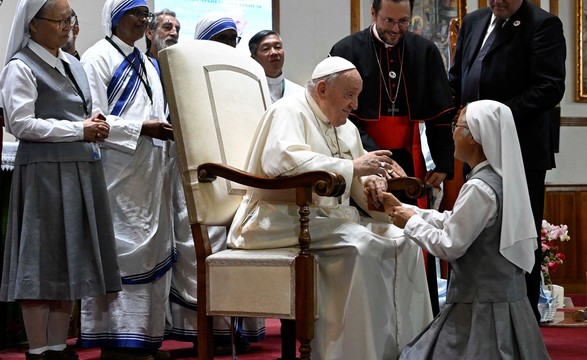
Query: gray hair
307,71,345,94
146,8,177,50
148,8,177,31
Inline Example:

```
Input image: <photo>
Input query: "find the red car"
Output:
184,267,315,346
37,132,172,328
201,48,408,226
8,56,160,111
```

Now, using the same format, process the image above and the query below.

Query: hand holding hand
387,204,416,229
83,113,109,143
363,175,389,206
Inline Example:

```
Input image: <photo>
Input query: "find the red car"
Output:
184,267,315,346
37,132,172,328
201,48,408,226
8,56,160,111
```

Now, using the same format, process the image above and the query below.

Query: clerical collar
371,23,397,49
266,73,284,84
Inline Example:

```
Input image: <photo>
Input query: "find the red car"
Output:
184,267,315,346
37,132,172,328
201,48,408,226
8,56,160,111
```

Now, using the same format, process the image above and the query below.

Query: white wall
1,0,585,183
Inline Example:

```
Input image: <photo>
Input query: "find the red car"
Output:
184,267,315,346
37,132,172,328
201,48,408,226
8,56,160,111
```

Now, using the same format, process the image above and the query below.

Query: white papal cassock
227,91,433,360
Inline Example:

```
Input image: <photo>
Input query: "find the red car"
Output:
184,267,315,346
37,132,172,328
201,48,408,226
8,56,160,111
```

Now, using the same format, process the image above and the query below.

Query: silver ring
380,161,385,168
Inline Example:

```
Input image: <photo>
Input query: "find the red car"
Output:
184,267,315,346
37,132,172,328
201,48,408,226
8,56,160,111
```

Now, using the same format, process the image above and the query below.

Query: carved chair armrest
197,162,346,198
387,176,428,199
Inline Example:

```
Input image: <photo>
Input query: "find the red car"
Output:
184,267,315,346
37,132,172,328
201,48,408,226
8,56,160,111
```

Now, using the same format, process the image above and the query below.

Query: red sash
363,115,428,208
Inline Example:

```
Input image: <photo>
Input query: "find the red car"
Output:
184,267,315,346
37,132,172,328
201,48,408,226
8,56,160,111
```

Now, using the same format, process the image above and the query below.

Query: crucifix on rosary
386,69,401,115
389,103,398,114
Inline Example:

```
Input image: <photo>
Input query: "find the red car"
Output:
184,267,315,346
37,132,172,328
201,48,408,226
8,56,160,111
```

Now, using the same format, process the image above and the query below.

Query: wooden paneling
544,185,587,294
351,0,361,34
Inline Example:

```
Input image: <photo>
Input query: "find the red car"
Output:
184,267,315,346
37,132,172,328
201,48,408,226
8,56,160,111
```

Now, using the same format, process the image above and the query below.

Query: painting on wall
577,0,587,102
410,0,464,71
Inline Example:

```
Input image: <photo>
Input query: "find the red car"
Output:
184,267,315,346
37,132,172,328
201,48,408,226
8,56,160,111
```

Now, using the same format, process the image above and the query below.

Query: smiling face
316,69,363,127
252,34,284,78
114,6,150,46
29,0,73,56
371,0,411,46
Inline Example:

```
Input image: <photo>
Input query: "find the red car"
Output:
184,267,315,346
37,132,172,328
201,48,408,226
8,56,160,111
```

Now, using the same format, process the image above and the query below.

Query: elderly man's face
319,70,362,127
150,14,180,52
252,34,284,78
371,0,411,46
115,6,150,45
489,0,523,19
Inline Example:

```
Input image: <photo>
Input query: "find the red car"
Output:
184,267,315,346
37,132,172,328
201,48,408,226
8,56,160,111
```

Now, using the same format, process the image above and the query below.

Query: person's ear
370,5,376,23
72,24,80,38
316,80,328,98
145,27,154,41
29,20,39,36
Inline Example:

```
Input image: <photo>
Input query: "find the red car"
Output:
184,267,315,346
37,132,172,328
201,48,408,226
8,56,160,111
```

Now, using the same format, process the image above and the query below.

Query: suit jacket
449,0,565,170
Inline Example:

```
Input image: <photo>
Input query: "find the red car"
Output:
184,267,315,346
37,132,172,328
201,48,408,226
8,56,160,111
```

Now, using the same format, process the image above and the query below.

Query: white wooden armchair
159,40,347,359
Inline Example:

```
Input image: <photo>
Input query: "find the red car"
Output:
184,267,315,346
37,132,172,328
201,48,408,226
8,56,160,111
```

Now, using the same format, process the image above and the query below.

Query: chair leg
278,319,297,360
230,317,238,360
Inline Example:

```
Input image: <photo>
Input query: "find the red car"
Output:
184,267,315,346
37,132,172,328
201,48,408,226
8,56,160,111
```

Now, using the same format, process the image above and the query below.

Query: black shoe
25,352,45,360
61,348,80,360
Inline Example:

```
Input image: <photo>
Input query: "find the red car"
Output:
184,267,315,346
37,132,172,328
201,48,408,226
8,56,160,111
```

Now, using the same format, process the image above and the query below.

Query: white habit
78,34,173,349
227,91,432,359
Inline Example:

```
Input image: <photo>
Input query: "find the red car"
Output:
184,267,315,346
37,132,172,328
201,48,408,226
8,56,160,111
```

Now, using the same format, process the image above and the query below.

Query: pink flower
541,220,570,285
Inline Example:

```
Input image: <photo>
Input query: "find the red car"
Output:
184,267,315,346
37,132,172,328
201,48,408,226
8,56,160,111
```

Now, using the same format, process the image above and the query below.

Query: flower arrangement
541,220,571,285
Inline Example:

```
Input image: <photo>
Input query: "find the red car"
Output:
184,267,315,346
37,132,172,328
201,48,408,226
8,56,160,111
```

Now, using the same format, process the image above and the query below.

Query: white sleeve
403,179,498,261
0,60,83,142
82,49,142,153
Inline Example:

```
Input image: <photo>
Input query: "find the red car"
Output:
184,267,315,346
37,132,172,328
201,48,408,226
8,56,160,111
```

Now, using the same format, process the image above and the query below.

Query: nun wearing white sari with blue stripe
194,12,240,47
78,0,175,359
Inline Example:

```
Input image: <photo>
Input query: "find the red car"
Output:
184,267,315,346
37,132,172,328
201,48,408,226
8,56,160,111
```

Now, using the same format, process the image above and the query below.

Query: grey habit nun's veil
465,100,537,274
1,0,46,109
4,0,46,66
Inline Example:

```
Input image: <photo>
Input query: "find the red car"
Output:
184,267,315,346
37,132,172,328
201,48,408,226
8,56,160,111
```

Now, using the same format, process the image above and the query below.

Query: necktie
62,60,89,116
462,19,505,103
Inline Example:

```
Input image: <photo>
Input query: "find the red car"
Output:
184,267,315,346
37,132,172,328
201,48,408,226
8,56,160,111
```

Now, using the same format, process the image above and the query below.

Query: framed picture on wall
577,0,587,102
410,0,464,71
350,0,466,71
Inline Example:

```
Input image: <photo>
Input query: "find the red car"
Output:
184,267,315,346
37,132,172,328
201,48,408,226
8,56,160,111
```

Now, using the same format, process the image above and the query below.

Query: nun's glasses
34,15,77,30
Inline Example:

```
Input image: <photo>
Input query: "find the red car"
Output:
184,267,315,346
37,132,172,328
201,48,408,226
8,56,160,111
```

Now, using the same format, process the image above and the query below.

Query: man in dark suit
449,0,566,322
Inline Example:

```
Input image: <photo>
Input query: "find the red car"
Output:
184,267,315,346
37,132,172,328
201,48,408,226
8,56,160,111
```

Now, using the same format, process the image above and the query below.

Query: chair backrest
159,40,271,226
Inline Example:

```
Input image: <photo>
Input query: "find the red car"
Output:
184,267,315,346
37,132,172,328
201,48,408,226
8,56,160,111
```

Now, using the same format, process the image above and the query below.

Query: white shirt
266,73,304,103
404,160,498,261
81,35,166,153
0,41,84,142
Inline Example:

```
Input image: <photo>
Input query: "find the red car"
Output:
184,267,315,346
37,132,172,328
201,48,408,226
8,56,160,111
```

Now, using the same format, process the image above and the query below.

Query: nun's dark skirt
0,159,122,301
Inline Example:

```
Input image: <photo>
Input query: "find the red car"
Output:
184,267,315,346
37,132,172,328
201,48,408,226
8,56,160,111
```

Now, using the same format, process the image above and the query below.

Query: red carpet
0,319,285,360
1,316,586,359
